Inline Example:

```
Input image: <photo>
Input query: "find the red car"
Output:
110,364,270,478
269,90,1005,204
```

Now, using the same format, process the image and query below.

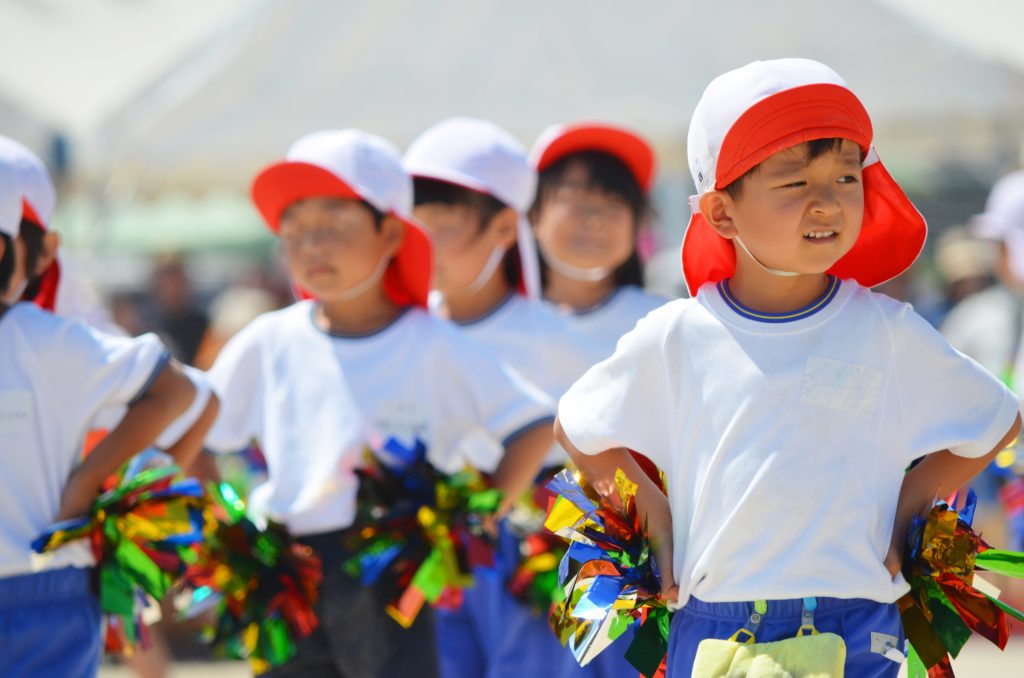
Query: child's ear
33,232,60,276
380,215,406,257
487,207,518,249
699,191,738,239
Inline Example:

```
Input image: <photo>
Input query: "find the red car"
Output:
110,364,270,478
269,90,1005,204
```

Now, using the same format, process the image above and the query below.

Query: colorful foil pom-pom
506,476,567,615
900,488,1024,677
342,437,502,627
32,461,207,655
544,468,670,678
177,483,322,675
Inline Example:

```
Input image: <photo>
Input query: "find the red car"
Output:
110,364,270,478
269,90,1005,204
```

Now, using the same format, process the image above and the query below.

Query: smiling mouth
804,230,838,242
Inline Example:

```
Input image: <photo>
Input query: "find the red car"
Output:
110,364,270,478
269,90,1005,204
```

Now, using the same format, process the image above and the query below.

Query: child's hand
639,491,678,603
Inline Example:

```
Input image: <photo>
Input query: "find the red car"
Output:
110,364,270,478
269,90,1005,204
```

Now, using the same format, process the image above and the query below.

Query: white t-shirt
0,303,170,578
451,293,604,465
205,301,553,536
559,279,1020,606
548,285,667,358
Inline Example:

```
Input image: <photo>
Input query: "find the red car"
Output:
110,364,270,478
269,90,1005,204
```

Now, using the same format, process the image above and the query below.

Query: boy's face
711,139,864,276
279,197,401,301
533,161,635,273
414,201,514,295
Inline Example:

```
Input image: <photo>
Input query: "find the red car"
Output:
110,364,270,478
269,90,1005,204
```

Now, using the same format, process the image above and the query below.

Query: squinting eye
780,181,806,189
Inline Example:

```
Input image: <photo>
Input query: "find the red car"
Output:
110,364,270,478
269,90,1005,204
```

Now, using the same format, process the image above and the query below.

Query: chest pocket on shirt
802,356,882,417
0,390,34,433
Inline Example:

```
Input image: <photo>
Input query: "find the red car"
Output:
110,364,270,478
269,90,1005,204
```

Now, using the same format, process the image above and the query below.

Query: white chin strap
539,246,612,282
466,244,507,294
337,253,391,301
733,236,801,278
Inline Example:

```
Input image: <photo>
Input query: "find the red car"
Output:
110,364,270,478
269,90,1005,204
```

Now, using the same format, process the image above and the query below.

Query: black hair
412,177,521,288
280,197,384,230
722,137,850,200
0,233,14,293
19,219,46,300
530,150,649,288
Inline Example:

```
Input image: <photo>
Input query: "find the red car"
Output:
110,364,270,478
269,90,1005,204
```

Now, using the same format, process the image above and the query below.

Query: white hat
0,136,56,229
0,158,21,239
251,129,432,308
404,117,541,299
970,170,1024,280
681,58,926,295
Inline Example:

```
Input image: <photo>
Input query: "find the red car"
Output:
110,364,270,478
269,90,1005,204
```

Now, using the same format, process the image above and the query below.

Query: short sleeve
154,365,212,449
53,321,170,413
892,302,1020,460
558,307,676,469
428,327,554,473
205,323,265,454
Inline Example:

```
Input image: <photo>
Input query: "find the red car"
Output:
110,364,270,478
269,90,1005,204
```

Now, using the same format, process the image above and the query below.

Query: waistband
0,567,93,609
682,596,891,621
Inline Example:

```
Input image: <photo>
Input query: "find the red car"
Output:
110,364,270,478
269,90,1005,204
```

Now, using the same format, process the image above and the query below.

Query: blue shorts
436,521,636,678
666,596,904,678
0,567,102,678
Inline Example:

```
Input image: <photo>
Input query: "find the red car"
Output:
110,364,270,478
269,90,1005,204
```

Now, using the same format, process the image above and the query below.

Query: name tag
0,390,33,432
803,357,881,417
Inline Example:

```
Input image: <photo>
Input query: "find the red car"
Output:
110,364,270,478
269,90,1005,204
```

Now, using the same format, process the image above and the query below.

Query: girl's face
279,197,402,301
533,160,637,273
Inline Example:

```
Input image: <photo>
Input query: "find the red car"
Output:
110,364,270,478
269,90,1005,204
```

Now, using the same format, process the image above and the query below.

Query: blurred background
3,0,1024,675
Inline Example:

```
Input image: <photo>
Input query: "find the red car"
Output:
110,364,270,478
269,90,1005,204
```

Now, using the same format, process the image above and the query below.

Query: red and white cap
530,122,656,193
970,170,1024,280
682,58,926,296
404,117,541,298
252,129,432,308
0,135,60,309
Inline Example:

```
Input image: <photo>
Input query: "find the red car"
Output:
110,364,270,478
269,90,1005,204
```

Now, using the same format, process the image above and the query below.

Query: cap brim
716,84,873,190
251,161,363,232
682,160,926,295
532,123,655,192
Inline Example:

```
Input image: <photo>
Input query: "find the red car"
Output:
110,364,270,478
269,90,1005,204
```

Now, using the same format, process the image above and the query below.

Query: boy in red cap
206,129,556,677
555,59,1022,676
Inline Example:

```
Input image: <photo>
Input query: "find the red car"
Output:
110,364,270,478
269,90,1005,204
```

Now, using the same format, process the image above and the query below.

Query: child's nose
808,186,841,215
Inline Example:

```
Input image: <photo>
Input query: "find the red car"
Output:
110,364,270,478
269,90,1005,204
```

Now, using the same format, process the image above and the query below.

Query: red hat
252,129,431,308
530,122,656,192
682,59,926,296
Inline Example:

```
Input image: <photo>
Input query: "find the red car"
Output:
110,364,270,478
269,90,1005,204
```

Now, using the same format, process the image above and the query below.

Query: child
204,129,556,678
554,58,1022,677
0,156,208,677
530,122,667,354
405,117,608,678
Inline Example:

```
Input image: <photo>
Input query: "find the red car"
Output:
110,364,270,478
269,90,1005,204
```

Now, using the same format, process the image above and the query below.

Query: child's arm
556,415,679,602
163,393,220,473
491,419,554,515
885,412,1022,576
56,362,196,521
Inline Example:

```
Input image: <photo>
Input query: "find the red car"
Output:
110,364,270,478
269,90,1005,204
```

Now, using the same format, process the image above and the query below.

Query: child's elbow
149,362,197,418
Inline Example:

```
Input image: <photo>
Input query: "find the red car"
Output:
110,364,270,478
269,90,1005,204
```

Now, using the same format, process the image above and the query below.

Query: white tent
85,0,1024,191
